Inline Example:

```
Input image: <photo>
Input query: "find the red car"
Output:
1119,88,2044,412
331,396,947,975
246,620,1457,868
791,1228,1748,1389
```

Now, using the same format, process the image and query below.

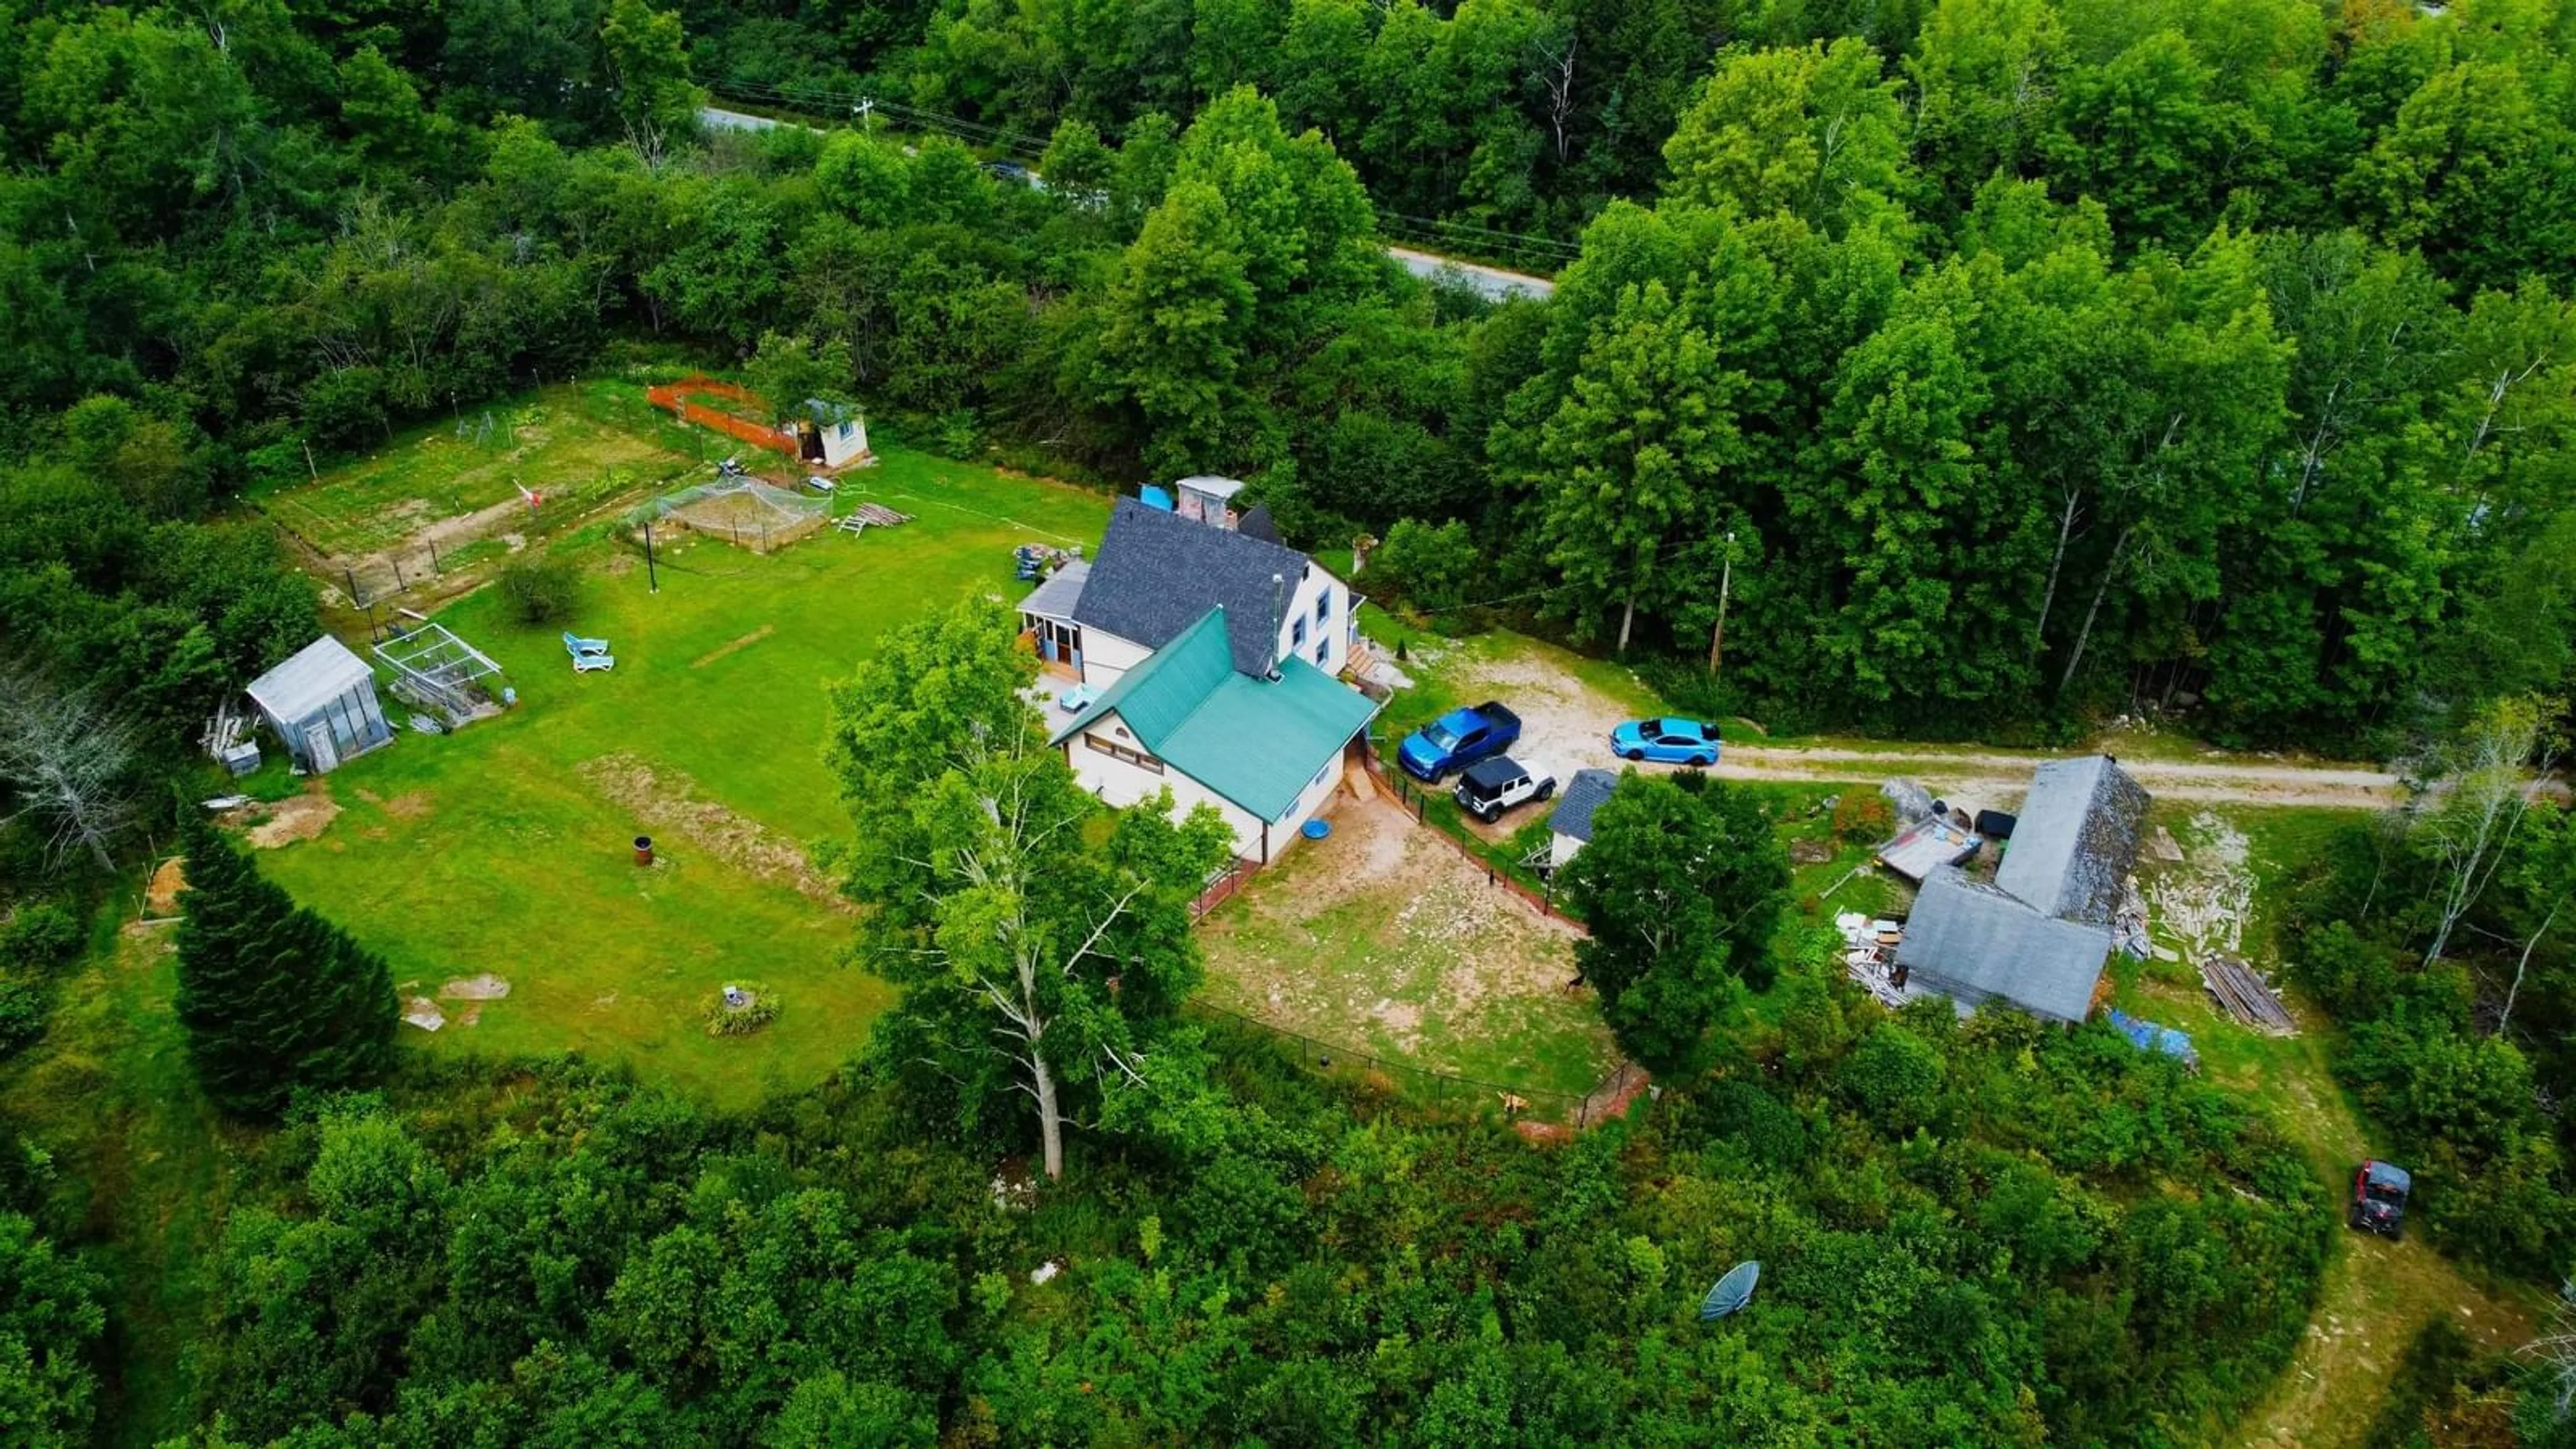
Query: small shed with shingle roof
1546,768,1621,871
244,635,391,774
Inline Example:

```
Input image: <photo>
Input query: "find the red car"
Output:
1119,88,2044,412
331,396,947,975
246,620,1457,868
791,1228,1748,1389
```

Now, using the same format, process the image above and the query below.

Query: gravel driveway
1423,641,2408,812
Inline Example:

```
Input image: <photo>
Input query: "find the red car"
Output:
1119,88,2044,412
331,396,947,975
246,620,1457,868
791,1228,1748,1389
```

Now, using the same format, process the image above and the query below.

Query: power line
1401,534,1715,617
706,81,1575,269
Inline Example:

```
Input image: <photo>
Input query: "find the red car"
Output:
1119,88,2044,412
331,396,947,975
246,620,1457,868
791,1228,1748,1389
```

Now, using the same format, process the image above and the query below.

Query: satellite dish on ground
1699,1260,1760,1321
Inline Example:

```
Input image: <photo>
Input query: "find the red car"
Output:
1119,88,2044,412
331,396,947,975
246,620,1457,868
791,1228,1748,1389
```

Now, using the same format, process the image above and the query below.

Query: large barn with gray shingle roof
1893,755,2150,1024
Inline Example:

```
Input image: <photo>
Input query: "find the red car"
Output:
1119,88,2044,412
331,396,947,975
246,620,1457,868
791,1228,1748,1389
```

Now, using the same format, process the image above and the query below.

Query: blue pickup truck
1397,701,1521,783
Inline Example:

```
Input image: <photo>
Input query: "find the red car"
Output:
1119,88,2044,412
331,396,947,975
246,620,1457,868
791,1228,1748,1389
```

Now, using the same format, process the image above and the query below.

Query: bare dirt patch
245,787,342,849
578,751,851,910
691,623,777,669
146,857,188,916
438,974,511,1000
1198,793,1608,1097
381,791,433,821
1442,651,1635,779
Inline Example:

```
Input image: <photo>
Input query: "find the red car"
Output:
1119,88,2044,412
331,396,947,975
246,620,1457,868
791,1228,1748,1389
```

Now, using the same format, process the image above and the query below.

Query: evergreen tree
172,810,398,1118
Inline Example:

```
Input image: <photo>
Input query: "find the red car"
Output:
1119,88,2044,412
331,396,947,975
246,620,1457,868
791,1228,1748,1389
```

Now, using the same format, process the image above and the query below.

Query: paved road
1384,244,1555,300
702,105,787,132
702,106,1558,300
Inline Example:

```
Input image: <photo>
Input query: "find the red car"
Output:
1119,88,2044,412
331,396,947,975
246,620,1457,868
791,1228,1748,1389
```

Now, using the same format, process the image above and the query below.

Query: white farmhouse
1018,494,1362,690
1026,491,1380,865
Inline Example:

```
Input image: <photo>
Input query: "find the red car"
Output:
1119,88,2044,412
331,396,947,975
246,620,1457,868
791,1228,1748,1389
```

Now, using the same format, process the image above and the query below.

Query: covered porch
1017,557,1091,681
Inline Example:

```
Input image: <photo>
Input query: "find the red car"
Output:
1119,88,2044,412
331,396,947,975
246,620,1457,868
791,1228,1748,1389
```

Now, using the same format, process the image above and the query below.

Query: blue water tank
1301,818,1331,840
1140,486,1175,511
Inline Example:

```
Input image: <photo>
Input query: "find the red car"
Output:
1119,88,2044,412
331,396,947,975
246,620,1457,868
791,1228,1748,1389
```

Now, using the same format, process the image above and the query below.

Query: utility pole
643,519,659,593
1706,532,1736,678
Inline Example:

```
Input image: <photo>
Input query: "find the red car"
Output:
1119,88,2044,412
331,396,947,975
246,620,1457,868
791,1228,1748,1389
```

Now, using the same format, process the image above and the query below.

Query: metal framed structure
373,622,503,720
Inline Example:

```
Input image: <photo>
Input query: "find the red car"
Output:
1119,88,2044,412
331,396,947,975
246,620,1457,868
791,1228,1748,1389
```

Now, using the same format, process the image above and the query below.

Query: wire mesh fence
1359,752,1585,932
629,478,830,555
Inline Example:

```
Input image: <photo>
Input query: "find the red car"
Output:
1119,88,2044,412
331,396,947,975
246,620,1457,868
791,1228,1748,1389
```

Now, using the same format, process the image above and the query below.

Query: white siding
1261,750,1348,863
1078,630,1151,688
1064,714,1354,864
1067,715,1267,859
1274,565,1354,674
818,416,869,467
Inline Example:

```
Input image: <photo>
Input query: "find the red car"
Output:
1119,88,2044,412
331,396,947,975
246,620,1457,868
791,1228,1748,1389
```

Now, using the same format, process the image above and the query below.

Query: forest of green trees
3,0,2576,1441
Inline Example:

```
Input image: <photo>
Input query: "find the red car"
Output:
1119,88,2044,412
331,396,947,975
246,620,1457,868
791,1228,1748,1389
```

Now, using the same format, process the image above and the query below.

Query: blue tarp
2106,1008,2199,1069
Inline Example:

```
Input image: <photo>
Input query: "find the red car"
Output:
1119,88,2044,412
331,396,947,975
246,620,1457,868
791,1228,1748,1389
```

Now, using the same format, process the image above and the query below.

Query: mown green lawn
255,442,1114,1105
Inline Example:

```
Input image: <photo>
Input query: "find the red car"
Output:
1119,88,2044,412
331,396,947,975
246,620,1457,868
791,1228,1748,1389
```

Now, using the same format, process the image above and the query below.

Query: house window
1316,592,1332,625
1291,616,1307,648
1315,636,1332,667
1086,734,1163,774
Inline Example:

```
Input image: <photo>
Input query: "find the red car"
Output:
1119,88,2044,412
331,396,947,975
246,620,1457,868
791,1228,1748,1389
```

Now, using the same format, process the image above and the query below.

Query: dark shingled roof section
1238,502,1281,544
1994,755,2151,925
1549,768,1620,843
1074,497,1313,677
1894,867,2113,1024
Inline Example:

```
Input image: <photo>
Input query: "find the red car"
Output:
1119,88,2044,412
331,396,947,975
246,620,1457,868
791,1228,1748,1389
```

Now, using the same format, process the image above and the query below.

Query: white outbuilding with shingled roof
244,635,391,774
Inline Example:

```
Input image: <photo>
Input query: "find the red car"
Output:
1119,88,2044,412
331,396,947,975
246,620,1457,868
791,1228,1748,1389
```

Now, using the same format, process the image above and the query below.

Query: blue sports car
1610,716,1721,765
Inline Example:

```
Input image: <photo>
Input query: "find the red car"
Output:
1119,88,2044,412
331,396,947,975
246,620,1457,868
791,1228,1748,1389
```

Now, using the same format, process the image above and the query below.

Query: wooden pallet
835,502,915,534
2202,954,2296,1033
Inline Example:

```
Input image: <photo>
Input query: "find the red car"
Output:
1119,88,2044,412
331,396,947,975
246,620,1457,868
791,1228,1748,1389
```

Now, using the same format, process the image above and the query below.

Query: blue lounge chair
564,632,614,672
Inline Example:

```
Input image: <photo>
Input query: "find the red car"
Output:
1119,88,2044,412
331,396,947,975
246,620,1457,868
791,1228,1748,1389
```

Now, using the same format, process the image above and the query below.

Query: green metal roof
1053,607,1379,822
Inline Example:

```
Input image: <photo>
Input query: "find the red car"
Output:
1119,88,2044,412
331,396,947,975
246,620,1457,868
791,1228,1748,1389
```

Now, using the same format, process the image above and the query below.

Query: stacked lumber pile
834,502,916,533
2201,954,2296,1032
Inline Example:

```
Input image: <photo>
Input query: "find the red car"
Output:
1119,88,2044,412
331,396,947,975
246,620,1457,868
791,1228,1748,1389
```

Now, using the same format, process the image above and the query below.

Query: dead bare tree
2414,696,2545,969
2520,1293,2576,1432
1533,35,1579,166
2499,807,2575,1035
0,667,144,874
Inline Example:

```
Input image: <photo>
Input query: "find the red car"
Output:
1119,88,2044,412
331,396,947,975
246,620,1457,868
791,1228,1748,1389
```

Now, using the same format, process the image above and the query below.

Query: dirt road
1710,745,2403,810
1431,642,2404,810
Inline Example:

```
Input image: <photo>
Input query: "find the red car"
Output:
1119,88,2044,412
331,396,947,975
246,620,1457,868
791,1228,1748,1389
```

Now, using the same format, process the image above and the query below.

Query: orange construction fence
645,377,799,458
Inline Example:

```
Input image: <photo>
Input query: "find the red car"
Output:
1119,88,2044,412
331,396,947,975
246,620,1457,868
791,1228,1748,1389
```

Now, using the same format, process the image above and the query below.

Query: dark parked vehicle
2349,1159,2411,1239
1398,701,1521,783
1454,757,1557,823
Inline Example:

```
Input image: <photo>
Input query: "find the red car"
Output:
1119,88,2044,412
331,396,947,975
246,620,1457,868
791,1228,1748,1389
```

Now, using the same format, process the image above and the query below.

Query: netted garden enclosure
632,478,828,553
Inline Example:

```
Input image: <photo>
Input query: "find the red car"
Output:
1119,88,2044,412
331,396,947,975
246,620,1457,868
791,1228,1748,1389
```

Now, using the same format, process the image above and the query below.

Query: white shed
1174,475,1246,529
801,399,871,469
244,635,391,774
